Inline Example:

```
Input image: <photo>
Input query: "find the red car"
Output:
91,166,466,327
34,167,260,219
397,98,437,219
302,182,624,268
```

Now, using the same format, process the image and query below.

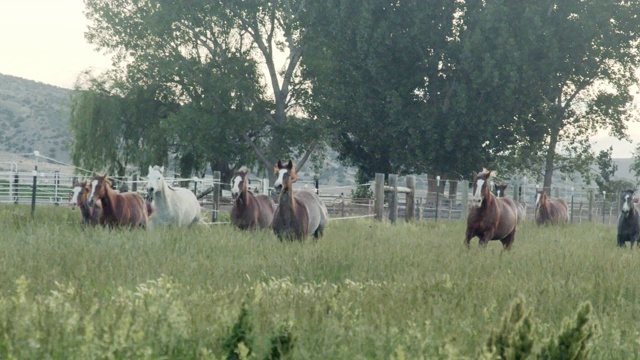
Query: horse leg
617,234,626,248
500,229,516,250
479,229,494,248
313,225,325,239
464,228,474,248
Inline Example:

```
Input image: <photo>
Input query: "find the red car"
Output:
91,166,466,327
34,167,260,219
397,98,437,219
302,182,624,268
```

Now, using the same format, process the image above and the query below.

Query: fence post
405,175,415,222
460,180,469,219
588,190,593,222
602,192,606,224
262,178,269,195
388,174,398,224
315,176,319,195
54,170,60,205
212,171,221,222
11,172,17,203
416,198,422,220
435,176,441,221
374,173,385,222
31,166,37,218
570,188,574,224
132,174,138,192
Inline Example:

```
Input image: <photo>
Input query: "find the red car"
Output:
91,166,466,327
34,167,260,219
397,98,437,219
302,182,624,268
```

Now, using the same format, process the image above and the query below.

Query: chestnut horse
535,190,569,226
230,167,276,230
272,160,328,241
69,181,101,226
465,169,519,249
88,174,149,228
493,183,526,222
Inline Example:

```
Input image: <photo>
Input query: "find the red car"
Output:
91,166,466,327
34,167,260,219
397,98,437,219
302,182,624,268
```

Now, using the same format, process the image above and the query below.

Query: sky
0,0,639,158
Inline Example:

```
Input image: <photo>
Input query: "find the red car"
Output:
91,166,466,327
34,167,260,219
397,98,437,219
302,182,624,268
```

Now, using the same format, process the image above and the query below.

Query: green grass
0,204,637,359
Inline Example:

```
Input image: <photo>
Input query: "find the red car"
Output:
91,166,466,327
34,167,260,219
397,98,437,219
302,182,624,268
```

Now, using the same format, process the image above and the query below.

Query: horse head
273,160,298,195
231,167,249,200
535,189,547,208
146,165,165,201
88,173,111,207
471,168,496,208
620,189,636,216
69,182,84,209
494,184,508,197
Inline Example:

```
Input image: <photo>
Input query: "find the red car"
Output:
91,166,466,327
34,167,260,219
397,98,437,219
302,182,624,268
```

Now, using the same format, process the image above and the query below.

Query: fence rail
0,166,624,225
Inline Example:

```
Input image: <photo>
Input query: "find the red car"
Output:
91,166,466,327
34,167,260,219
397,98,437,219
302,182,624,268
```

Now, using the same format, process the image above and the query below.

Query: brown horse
230,167,276,230
69,181,101,226
535,190,569,226
493,183,526,222
88,174,149,228
465,169,519,249
272,160,328,241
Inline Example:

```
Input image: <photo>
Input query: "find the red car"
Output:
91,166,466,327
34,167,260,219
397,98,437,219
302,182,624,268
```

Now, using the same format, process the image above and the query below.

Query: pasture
0,204,638,359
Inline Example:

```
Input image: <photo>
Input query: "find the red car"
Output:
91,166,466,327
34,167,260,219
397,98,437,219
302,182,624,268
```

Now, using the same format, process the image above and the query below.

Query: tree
594,147,618,196
301,0,464,183
480,1,640,191
80,0,322,183
630,144,640,185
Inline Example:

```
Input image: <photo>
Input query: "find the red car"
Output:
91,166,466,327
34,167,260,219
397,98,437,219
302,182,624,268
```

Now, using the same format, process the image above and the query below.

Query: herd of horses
68,164,637,248
69,160,328,241
466,168,640,249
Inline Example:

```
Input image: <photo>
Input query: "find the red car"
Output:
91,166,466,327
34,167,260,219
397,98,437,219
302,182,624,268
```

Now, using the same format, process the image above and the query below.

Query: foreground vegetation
0,204,638,359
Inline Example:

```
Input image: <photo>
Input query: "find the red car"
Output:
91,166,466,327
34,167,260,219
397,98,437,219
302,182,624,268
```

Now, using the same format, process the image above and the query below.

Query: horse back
255,194,276,229
115,192,148,227
494,197,518,236
295,190,328,233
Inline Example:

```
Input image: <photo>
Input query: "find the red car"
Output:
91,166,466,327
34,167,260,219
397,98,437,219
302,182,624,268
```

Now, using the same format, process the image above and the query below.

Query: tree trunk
542,128,559,193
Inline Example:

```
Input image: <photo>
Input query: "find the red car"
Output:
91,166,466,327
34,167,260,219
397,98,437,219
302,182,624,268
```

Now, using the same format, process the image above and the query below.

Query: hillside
0,74,72,163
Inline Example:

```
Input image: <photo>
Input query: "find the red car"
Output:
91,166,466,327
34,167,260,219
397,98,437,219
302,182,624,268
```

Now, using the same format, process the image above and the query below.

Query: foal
230,167,275,230
70,181,101,226
617,189,640,248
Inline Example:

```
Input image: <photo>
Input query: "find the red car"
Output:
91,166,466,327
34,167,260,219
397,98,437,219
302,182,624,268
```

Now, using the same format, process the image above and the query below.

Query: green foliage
224,304,254,360
0,205,636,358
594,147,618,195
538,302,599,360
481,295,535,359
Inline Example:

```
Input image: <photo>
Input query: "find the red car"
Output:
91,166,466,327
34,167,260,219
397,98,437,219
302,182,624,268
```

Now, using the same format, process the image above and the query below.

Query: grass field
0,204,638,359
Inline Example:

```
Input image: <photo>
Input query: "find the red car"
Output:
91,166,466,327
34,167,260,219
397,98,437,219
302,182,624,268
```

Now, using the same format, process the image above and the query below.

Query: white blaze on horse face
89,179,98,201
69,186,82,206
622,194,631,212
471,179,485,207
274,169,288,190
231,175,242,196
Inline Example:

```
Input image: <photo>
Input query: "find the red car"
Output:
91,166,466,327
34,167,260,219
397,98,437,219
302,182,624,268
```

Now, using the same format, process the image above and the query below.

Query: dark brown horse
230,167,276,230
465,169,519,249
535,190,569,226
272,160,328,241
88,174,149,228
69,181,101,226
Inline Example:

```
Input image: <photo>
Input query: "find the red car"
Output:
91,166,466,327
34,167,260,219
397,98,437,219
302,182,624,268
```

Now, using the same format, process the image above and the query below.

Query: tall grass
0,204,637,358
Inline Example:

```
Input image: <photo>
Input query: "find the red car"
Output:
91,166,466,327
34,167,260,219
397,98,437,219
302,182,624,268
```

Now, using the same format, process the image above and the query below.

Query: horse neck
537,196,551,215
481,188,496,209
278,187,296,217
236,186,253,208
100,185,118,213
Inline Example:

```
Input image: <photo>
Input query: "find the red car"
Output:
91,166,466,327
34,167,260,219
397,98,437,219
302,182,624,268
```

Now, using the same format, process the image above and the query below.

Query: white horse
145,165,202,227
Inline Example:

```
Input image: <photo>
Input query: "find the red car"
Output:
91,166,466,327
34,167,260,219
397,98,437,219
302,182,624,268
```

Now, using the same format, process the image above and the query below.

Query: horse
145,166,202,228
465,169,519,249
88,174,149,228
534,189,569,226
617,189,640,248
230,167,276,230
272,160,328,241
69,181,101,226
493,183,526,222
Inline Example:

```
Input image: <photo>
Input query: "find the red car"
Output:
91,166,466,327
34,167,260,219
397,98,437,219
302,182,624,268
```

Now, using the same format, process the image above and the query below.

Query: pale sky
0,0,638,158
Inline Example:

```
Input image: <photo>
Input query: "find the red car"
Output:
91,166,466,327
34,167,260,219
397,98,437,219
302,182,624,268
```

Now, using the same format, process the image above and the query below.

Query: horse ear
148,165,153,175
489,170,497,178
160,166,165,174
277,160,283,168
286,160,293,170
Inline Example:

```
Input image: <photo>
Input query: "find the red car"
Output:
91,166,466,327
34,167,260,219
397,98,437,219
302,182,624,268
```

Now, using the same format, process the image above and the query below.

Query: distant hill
0,73,72,163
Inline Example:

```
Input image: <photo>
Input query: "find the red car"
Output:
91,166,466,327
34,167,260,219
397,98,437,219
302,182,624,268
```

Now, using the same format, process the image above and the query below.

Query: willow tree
80,0,322,182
